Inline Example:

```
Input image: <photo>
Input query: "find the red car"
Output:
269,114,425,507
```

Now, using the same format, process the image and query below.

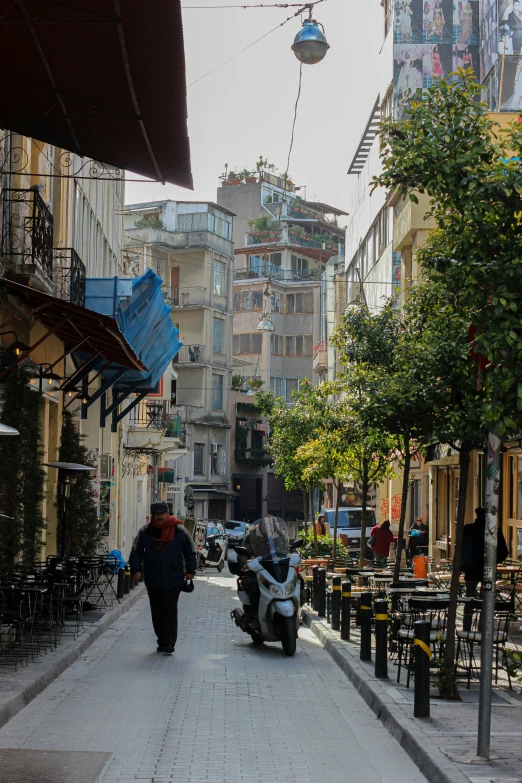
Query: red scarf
150,515,182,551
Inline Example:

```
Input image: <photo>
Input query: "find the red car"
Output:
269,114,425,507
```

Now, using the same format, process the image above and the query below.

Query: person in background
130,501,197,655
407,518,427,561
369,519,396,568
315,514,327,537
461,507,509,598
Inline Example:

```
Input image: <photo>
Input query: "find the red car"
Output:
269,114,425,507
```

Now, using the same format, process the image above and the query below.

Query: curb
0,585,146,731
303,608,470,783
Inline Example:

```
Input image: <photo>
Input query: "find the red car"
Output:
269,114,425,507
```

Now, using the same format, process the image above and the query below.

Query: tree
332,302,433,579
256,382,328,550
0,364,45,574
57,411,100,557
371,70,522,697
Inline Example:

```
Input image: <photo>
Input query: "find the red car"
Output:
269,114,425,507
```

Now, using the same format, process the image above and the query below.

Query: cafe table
496,565,521,584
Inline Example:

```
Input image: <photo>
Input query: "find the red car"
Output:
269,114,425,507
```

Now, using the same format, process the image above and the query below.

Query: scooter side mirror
291,539,304,550
235,546,249,558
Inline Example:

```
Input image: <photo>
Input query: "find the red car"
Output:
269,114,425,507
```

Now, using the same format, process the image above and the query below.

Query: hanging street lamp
257,313,275,332
292,5,330,65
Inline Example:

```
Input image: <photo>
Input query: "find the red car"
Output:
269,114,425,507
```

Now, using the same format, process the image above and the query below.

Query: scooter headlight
269,583,283,596
285,581,296,596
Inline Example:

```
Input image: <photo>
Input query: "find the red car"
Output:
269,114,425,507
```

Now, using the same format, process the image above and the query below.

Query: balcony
162,286,208,308
234,267,322,283
173,344,207,365
129,400,170,430
313,341,328,375
165,413,182,439
1,188,54,288
53,248,86,307
246,226,339,255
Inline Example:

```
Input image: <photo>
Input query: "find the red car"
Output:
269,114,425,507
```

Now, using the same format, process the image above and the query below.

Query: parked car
224,520,251,548
321,507,377,557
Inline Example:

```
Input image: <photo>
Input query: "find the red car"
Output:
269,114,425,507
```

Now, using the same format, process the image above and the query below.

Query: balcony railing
246,227,337,253
173,344,206,365
129,400,170,429
162,286,208,307
53,248,86,307
234,267,322,282
165,413,182,438
1,188,53,281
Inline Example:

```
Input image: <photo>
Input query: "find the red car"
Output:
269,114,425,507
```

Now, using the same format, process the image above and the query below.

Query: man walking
130,501,197,654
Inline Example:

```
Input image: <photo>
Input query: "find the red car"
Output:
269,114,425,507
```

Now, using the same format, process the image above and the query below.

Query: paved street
0,572,425,783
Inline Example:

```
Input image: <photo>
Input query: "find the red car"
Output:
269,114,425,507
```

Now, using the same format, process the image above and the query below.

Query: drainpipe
324,256,340,383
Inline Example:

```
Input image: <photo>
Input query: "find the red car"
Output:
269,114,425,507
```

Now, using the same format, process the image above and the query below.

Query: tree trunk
393,435,411,583
333,478,341,570
438,438,472,700
303,488,308,534
359,462,370,566
311,484,318,555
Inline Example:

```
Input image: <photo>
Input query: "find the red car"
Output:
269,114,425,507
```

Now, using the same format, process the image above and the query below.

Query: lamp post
291,5,330,65
44,462,94,557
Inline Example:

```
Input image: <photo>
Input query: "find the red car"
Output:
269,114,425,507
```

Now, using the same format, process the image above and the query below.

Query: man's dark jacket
461,519,509,582
129,524,198,590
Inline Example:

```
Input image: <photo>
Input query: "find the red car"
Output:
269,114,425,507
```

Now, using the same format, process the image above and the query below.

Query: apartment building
123,200,236,523
217,171,346,521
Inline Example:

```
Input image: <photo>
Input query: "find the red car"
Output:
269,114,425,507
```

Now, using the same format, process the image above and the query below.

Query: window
284,336,313,357
194,443,204,475
235,334,262,355
212,374,224,410
213,316,224,354
213,259,226,296
271,334,283,355
286,379,299,403
271,377,283,398
272,291,281,313
286,292,313,313
235,289,263,312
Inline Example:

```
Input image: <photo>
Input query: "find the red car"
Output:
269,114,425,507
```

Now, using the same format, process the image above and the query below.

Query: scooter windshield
248,516,289,559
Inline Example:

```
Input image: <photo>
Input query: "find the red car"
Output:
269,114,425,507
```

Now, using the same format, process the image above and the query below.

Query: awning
191,486,238,497
0,422,19,435
0,1,192,188
0,278,146,371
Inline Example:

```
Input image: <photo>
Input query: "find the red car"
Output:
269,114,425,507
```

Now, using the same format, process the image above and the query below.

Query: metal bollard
117,568,125,599
341,579,351,641
124,565,131,594
331,575,341,631
312,565,320,612
374,599,388,679
360,590,373,661
414,620,431,719
317,567,327,618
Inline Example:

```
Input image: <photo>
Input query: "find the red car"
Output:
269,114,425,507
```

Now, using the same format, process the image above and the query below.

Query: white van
321,507,377,555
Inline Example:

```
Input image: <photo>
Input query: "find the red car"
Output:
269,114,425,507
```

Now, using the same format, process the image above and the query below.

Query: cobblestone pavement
0,572,426,783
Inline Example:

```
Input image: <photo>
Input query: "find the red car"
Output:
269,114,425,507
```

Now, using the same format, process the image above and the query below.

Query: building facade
123,200,236,525
217,172,346,522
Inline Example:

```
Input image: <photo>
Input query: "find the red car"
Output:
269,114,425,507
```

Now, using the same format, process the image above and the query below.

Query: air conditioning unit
100,455,114,481
210,442,219,454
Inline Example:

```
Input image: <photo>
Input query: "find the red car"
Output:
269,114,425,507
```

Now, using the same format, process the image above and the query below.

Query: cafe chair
456,598,513,690
397,597,449,687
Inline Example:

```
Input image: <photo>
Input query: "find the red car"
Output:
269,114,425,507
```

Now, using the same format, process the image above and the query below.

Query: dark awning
0,0,192,188
0,278,146,370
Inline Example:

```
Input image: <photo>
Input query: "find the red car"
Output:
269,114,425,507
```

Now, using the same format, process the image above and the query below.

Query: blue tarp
83,270,182,390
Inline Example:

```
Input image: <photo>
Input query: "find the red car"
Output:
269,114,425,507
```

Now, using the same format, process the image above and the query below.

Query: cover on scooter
246,516,289,560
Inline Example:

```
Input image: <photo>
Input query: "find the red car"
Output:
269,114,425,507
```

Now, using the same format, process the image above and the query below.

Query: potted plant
228,170,241,185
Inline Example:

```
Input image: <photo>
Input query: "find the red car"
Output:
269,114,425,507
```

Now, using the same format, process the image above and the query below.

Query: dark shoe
157,645,166,653
164,646,174,655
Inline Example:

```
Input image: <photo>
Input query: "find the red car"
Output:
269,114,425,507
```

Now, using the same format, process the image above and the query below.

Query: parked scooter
230,516,302,656
197,521,227,572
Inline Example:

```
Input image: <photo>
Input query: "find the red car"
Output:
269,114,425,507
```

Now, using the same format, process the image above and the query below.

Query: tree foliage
57,411,100,557
0,364,45,574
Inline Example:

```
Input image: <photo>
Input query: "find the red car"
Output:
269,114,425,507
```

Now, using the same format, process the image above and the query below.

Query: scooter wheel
250,630,264,644
281,617,297,656
217,562,224,573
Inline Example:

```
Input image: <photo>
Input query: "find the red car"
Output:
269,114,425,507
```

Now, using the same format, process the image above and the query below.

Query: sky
125,0,384,219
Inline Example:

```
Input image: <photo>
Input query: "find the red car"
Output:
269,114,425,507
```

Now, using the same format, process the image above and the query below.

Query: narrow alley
0,573,425,783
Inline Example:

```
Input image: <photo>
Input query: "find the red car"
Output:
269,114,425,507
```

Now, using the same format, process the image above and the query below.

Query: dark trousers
147,587,181,647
